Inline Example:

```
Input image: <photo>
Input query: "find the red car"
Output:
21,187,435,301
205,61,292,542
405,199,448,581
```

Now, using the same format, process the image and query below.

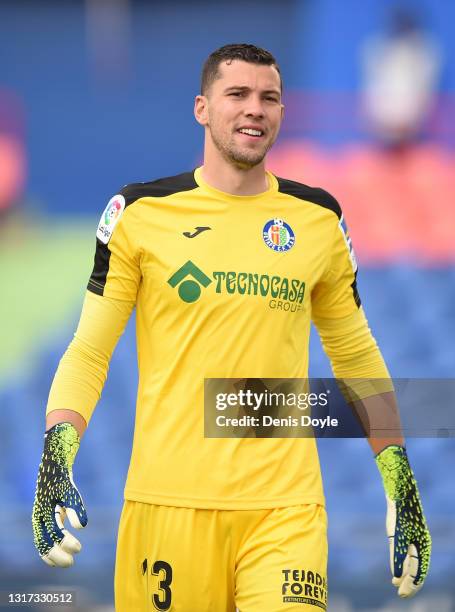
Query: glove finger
393,545,420,593
33,515,57,558
56,505,82,553
404,544,419,582
55,504,66,530
41,542,74,568
37,512,69,566
63,485,88,529
385,496,399,576
66,506,87,530
388,535,395,576
44,504,65,548
413,538,431,585
398,573,423,598
391,558,411,587
392,531,408,578
60,530,82,554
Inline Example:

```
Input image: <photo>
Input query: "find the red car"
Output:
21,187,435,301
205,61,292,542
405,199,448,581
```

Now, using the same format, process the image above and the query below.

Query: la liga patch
263,218,295,252
96,194,125,244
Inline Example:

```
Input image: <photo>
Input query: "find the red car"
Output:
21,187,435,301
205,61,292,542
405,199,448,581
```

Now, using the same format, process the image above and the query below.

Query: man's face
197,60,284,169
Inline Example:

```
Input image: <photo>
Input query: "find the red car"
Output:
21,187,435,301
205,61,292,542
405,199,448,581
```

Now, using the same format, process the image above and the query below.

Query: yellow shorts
114,501,328,611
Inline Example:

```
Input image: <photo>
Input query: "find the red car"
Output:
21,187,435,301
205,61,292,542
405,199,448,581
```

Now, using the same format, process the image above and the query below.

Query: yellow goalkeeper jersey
48,167,389,509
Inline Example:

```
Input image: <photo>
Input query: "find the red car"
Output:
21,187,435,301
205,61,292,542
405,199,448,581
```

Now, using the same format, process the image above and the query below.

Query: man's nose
244,96,265,117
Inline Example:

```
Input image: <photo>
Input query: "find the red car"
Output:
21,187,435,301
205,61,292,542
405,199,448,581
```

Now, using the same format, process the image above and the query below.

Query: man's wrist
46,409,87,438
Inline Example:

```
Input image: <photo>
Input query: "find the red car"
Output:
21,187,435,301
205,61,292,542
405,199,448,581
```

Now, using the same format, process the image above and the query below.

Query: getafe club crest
263,218,295,252
97,194,126,244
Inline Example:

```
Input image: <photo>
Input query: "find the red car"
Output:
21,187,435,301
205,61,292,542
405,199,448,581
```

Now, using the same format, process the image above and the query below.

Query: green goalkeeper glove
32,422,88,567
375,445,431,598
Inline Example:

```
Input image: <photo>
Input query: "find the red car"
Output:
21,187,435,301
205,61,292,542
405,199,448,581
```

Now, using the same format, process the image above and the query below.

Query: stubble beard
209,124,272,169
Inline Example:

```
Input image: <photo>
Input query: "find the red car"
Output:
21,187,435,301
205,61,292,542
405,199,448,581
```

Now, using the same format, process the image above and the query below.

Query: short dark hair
201,43,282,95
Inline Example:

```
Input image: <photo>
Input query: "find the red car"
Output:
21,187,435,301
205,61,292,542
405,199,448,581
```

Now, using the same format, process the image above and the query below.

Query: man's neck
200,158,269,196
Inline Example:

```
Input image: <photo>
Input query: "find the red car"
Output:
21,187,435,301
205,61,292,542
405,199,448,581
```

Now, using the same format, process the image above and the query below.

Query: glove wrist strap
375,444,414,500
44,422,80,470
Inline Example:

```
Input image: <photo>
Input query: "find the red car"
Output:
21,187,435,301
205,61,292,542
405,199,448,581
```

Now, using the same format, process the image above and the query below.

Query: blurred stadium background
1,0,454,610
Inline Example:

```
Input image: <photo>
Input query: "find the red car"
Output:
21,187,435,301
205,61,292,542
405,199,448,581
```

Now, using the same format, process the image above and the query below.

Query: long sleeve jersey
47,168,390,509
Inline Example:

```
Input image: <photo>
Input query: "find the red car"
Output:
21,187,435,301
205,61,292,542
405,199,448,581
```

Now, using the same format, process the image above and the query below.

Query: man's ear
194,95,209,126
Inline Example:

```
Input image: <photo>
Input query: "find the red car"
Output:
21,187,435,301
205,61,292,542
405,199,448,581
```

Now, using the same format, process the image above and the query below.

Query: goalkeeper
32,42,431,609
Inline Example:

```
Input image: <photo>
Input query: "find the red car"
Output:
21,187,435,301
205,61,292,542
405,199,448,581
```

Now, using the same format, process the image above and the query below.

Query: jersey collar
194,167,278,202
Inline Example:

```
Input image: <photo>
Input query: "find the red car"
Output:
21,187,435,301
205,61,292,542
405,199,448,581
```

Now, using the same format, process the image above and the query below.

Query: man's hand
376,445,431,597
32,422,88,567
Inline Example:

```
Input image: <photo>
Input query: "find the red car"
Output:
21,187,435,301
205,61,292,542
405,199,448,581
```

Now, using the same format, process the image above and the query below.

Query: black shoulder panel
278,177,360,307
87,171,197,296
277,177,342,219
119,171,198,205
87,240,111,296
351,273,362,308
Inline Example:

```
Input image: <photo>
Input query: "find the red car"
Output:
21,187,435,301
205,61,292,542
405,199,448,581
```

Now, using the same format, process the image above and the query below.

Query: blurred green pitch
0,218,95,385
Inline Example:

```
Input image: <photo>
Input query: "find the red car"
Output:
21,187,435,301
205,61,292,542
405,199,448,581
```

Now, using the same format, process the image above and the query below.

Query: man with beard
32,44,430,610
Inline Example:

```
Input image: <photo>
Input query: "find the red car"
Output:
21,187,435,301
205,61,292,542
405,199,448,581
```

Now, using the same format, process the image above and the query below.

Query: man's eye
229,92,243,97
